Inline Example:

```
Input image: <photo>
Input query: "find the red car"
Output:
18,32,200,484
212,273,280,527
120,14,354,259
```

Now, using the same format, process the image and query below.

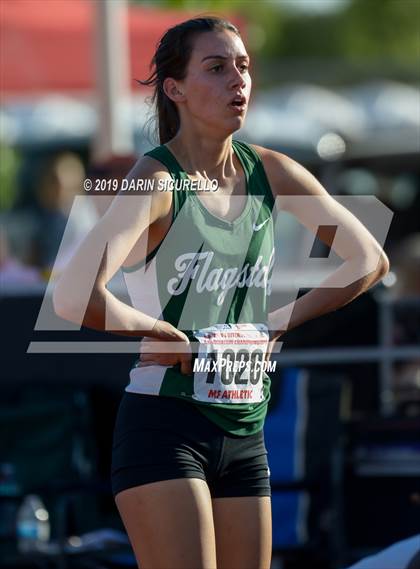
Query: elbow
365,249,389,287
354,246,390,288
363,238,390,277
378,251,390,279
53,279,106,324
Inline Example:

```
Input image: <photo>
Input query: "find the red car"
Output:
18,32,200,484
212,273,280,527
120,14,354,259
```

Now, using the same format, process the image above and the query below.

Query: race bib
192,323,269,404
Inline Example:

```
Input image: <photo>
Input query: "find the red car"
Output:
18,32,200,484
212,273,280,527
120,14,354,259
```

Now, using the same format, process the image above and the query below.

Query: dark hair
138,17,240,145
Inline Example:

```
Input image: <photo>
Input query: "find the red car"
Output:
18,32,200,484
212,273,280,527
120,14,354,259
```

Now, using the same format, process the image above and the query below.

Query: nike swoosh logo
252,218,270,231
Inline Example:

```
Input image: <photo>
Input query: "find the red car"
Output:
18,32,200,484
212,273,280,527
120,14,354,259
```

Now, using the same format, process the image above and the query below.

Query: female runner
54,16,389,569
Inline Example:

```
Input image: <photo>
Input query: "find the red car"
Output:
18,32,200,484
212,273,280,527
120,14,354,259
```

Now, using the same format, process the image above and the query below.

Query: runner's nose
228,65,247,91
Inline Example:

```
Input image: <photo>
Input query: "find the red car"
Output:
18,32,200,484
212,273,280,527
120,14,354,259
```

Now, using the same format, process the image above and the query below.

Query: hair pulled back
139,17,240,144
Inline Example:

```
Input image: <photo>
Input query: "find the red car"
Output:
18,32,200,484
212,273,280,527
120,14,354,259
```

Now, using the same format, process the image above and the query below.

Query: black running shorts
111,392,271,499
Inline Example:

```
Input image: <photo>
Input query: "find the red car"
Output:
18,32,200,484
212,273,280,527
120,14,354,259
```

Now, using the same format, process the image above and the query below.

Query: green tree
129,0,419,82
338,0,420,63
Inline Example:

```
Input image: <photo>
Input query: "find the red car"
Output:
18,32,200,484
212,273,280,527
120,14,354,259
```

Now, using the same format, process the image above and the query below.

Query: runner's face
180,30,251,134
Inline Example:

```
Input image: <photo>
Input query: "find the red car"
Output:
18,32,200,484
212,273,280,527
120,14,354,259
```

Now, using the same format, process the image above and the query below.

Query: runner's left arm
253,145,390,339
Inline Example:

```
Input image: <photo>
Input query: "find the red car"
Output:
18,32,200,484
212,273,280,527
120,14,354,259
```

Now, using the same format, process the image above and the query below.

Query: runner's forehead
190,30,249,63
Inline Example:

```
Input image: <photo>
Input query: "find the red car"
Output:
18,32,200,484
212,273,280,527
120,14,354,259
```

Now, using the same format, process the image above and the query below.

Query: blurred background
1,0,419,567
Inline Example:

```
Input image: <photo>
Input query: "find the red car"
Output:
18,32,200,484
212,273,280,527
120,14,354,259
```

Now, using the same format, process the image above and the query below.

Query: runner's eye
210,64,223,73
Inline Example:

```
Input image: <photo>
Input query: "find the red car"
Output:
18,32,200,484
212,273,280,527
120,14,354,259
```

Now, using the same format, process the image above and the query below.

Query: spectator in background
33,152,98,275
10,151,136,279
12,151,98,277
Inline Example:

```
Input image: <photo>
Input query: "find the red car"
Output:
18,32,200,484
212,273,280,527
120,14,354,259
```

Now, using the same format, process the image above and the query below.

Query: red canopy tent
0,0,242,101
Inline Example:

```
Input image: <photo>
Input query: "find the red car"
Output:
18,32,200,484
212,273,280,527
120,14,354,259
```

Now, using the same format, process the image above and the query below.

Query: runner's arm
53,156,181,340
254,146,390,336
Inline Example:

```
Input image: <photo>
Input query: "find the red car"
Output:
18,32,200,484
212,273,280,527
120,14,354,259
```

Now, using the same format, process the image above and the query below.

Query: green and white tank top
122,139,276,436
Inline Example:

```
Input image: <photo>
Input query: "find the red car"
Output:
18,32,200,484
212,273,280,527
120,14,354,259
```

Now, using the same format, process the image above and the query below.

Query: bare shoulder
248,143,325,198
125,154,172,183
123,154,173,200
104,154,173,225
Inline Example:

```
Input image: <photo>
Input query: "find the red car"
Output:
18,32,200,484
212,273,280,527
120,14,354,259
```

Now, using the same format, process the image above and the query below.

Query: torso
122,152,248,269
121,139,276,433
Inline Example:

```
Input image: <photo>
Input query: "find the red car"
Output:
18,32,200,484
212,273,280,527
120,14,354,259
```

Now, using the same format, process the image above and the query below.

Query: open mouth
229,96,247,112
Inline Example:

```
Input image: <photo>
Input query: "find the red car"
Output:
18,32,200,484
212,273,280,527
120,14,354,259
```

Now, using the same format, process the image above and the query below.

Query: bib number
192,323,269,404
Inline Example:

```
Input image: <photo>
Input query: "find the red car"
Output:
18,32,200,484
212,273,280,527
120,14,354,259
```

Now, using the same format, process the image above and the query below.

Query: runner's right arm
53,156,186,342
